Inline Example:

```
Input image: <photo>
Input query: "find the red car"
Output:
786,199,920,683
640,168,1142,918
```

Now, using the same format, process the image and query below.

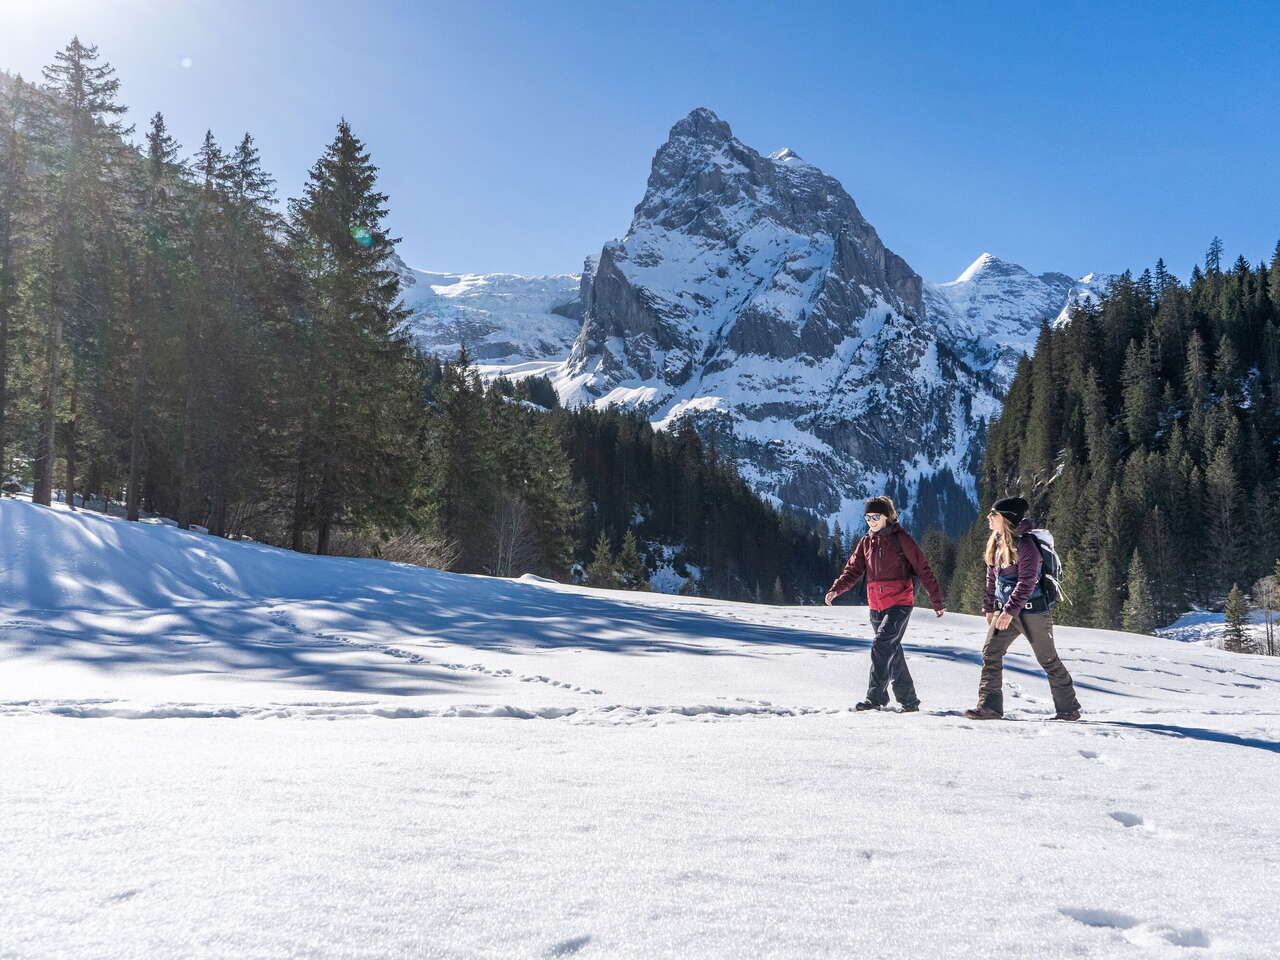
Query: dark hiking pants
866,604,918,708
978,611,1080,715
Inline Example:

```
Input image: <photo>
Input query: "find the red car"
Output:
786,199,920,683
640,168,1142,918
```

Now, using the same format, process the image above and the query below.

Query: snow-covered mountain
395,259,583,363
549,109,1104,534
396,110,1107,534
926,253,1111,391
4,498,1278,958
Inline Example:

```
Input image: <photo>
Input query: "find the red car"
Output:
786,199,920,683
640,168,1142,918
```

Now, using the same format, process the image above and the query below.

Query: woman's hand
935,608,945,618
995,612,1013,630
824,591,838,606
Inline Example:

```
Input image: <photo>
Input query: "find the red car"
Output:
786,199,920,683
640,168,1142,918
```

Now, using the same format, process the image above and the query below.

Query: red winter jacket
829,523,945,612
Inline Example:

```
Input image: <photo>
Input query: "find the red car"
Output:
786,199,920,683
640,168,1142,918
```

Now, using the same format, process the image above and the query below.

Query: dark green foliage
955,240,1280,640
584,530,622,589
1121,550,1157,635
559,405,841,602
616,530,649,590
1223,584,1252,653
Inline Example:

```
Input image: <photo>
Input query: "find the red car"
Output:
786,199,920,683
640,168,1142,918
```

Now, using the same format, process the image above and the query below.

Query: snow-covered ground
3,498,1279,959
1159,609,1278,653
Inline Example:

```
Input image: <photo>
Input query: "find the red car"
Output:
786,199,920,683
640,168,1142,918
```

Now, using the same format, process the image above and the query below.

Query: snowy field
2,498,1279,959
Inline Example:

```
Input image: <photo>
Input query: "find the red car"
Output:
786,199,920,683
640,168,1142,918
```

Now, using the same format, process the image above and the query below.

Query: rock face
556,107,1101,535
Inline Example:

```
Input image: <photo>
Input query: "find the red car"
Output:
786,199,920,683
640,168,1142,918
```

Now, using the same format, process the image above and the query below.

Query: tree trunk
125,364,144,522
124,350,144,522
176,375,196,529
209,482,227,538
64,381,78,511
290,441,309,553
32,310,62,506
0,285,8,483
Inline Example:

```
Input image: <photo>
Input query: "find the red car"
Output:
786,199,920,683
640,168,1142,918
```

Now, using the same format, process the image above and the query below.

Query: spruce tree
1204,443,1243,590
124,112,183,522
30,38,131,506
585,530,621,589
1121,338,1156,446
0,75,33,482
1223,584,1252,653
1121,550,1158,634
286,119,418,554
616,529,649,590
421,355,497,571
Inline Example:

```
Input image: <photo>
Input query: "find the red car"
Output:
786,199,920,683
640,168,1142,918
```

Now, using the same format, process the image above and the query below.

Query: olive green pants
978,611,1080,715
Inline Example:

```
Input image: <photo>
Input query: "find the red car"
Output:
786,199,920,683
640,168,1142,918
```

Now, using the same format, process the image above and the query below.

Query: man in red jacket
825,496,946,712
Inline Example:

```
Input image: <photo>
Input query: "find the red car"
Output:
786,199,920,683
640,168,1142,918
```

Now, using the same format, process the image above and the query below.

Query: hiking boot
963,705,1003,720
1054,709,1082,721
899,703,921,713
854,701,881,711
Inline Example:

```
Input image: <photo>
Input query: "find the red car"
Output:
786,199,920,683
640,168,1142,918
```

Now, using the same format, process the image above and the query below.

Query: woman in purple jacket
964,496,1082,721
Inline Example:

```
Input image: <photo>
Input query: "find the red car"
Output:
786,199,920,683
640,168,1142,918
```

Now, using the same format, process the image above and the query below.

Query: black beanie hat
991,496,1029,525
864,497,894,517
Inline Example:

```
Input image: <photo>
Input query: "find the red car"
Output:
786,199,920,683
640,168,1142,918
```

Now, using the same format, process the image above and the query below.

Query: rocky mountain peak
666,106,734,144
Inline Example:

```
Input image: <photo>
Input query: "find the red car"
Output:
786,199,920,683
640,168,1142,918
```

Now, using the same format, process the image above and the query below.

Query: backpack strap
891,529,916,576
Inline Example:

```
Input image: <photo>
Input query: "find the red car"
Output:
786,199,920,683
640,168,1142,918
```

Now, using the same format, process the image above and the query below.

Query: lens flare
178,56,193,69
350,225,374,248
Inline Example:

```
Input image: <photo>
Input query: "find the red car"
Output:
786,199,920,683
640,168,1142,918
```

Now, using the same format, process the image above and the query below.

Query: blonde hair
984,514,1018,568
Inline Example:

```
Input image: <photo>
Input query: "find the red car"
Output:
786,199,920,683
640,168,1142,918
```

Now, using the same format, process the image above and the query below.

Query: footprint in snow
1109,810,1145,828
1078,749,1100,759
546,935,592,956
1060,909,1210,948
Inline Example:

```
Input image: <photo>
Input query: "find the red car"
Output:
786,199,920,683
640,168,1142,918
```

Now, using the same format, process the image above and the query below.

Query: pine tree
1268,241,1280,309
585,530,621,589
30,38,132,507
616,529,649,590
1206,236,1223,276
1055,551,1088,626
1121,550,1157,634
421,356,497,571
0,75,33,484
1223,583,1252,653
1023,320,1058,477
1183,332,1210,448
123,112,183,522
1121,338,1156,446
1088,554,1119,629
771,576,785,605
1204,443,1243,590
286,119,418,554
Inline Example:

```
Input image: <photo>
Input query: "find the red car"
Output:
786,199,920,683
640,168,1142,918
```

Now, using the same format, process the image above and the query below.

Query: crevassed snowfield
2,500,1278,960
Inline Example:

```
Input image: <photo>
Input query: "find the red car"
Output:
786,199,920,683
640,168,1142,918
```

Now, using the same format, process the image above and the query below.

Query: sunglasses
864,513,885,521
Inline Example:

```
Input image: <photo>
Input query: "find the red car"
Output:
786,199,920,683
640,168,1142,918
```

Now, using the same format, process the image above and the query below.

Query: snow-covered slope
396,260,584,363
3,500,1279,957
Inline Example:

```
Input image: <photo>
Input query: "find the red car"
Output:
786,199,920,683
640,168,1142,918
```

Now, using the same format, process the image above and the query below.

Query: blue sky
3,0,1278,282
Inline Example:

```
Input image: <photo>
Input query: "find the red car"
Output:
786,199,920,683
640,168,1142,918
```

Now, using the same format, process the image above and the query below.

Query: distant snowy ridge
393,253,583,363
926,252,1112,390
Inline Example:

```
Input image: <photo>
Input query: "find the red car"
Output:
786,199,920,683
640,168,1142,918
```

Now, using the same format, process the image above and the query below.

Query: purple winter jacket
982,518,1043,617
